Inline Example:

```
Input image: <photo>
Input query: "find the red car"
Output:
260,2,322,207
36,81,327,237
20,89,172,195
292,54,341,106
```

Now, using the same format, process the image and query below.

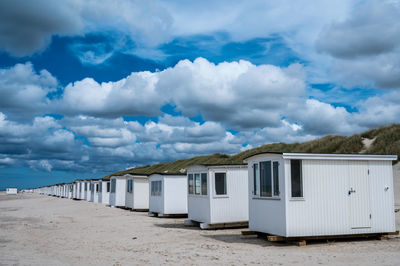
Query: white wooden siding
132,178,149,209
164,176,187,215
100,181,110,205
210,168,248,224
149,175,164,214
248,155,286,236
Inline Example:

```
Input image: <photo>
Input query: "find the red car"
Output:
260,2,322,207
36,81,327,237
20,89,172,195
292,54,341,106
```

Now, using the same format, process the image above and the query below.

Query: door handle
348,188,356,195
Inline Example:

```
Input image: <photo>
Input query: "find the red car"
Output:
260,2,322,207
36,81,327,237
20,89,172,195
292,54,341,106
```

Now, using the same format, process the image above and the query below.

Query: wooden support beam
387,231,399,235
241,230,257,236
267,235,286,242
297,240,307,247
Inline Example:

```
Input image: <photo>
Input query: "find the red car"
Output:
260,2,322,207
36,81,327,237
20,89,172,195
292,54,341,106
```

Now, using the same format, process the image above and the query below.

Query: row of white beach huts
33,152,398,239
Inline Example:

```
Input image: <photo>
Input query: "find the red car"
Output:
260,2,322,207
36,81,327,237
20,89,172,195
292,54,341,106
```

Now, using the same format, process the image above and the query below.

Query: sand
1,166,399,266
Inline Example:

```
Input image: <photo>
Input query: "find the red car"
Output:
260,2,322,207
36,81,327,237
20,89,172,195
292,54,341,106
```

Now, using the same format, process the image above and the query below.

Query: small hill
102,124,400,180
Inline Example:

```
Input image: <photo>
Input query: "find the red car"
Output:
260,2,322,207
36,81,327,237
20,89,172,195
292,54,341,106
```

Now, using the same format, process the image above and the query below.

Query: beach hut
6,188,17,195
109,175,128,207
79,181,86,200
100,180,111,205
184,164,249,229
67,183,73,199
72,182,79,199
91,180,101,203
243,152,398,240
148,173,187,217
125,174,150,211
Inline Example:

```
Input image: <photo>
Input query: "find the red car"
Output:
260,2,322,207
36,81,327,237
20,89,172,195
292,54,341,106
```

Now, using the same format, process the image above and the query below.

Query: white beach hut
148,173,187,217
109,175,127,207
91,180,101,203
125,174,150,211
244,152,398,239
79,180,86,200
184,164,249,229
100,180,110,205
6,188,17,195
67,183,73,199
85,180,92,201
72,182,79,199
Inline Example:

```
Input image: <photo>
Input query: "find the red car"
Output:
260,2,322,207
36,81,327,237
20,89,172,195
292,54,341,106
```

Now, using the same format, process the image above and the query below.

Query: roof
243,152,398,161
185,163,248,170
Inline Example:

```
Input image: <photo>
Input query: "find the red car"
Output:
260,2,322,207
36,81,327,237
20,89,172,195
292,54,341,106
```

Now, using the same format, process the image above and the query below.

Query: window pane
188,174,194,194
291,160,303,197
99,182,102,191
111,179,116,193
201,173,207,195
260,161,272,197
195,174,201,194
215,173,226,195
107,182,110,192
273,162,279,196
253,163,259,195
158,181,162,195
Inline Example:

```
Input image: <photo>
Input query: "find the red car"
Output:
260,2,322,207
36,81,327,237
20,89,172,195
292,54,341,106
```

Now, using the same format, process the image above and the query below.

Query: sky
1,0,400,190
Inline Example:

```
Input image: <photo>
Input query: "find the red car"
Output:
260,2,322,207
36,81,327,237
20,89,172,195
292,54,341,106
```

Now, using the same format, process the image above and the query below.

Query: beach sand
1,166,399,266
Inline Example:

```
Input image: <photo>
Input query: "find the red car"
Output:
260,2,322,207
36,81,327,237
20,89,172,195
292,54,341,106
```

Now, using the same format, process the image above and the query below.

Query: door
348,161,371,228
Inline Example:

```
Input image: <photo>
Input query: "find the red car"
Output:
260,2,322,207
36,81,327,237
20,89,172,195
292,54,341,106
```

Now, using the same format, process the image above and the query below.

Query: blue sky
1,0,400,190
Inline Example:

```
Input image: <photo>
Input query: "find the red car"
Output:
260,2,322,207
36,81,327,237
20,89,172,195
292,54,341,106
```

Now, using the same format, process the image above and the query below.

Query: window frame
110,179,116,193
252,160,281,200
188,172,208,197
127,179,133,193
151,180,162,196
290,159,303,199
213,171,228,198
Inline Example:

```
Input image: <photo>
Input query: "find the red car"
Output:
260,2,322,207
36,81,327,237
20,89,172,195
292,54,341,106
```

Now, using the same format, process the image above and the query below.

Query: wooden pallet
254,231,399,246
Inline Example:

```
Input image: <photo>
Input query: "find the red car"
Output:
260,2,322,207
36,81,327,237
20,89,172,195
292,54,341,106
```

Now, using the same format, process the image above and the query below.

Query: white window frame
188,172,208,197
252,160,281,200
127,179,133,193
289,159,304,201
213,170,228,198
151,180,162,196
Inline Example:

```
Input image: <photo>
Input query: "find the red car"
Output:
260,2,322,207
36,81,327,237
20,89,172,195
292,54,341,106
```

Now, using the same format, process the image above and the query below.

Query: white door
348,161,371,228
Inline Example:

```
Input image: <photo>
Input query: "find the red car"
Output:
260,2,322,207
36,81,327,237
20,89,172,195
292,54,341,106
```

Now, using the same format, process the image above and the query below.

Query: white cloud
56,58,306,130
0,63,57,119
316,0,400,89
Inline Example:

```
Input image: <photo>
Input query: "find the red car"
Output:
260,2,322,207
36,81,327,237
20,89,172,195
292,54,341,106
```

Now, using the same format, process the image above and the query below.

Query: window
201,173,207,195
195,173,201,195
99,182,102,192
253,163,259,195
84,183,87,191
260,161,272,197
291,160,303,198
273,162,280,196
127,179,133,193
188,174,194,194
111,179,116,193
151,181,162,196
215,172,227,195
106,182,110,192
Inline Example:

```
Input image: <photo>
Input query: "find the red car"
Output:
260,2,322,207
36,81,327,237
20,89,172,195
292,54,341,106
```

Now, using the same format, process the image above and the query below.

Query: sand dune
0,166,399,265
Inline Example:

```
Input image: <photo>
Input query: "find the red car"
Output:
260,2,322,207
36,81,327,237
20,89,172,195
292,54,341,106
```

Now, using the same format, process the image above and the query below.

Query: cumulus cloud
0,0,172,57
56,58,306,130
316,0,400,89
0,0,83,56
0,62,57,119
58,71,161,117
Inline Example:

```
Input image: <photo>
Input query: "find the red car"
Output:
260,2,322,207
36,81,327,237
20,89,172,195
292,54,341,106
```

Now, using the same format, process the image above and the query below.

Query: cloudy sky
1,0,399,189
